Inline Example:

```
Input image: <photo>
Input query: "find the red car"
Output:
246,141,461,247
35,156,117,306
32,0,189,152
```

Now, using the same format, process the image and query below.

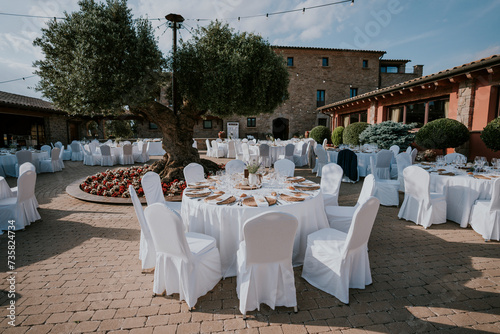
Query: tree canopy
172,21,289,116
33,0,165,116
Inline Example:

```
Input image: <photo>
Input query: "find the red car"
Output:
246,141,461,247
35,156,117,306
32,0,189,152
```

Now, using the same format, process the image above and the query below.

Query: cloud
473,45,500,59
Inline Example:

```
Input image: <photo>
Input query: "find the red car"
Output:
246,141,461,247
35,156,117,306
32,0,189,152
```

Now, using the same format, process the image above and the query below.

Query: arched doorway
272,118,289,140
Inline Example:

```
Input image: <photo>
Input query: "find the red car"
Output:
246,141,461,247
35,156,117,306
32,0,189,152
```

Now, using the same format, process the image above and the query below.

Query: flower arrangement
218,131,225,138
245,160,262,174
79,165,186,198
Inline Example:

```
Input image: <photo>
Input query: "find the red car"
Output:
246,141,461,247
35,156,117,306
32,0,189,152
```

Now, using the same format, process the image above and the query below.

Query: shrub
309,125,331,144
359,121,417,150
331,126,344,146
480,118,500,151
343,122,369,146
415,118,469,153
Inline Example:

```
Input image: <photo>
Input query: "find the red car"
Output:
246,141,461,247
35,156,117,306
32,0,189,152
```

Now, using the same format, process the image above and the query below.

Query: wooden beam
390,93,395,97
487,67,494,74
449,78,456,83
466,73,473,79
399,90,404,94
381,95,386,99
421,85,427,89
434,82,439,86
409,88,414,92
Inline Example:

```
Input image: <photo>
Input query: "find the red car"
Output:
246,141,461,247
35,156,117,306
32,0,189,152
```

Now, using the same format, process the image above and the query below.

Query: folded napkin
205,194,230,205
253,195,269,207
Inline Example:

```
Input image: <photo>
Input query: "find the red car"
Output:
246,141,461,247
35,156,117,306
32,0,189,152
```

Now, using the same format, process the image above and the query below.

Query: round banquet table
428,169,498,227
327,150,376,177
0,151,49,177
180,176,329,278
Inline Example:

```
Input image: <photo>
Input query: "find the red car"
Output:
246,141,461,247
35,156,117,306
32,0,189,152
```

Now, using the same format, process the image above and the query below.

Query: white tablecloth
147,141,165,156
0,176,14,200
429,172,496,227
181,180,329,277
327,150,376,177
0,151,49,177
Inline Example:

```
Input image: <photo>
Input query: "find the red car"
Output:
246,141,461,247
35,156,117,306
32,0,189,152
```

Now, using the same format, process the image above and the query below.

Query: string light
0,75,37,85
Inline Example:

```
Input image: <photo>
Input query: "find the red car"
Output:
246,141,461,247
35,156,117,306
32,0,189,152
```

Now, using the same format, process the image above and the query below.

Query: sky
1,0,499,100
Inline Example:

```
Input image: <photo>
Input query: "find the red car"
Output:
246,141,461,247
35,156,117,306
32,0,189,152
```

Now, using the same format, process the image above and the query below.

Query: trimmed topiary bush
309,125,331,144
343,122,369,146
480,118,500,151
359,121,417,150
415,118,469,154
331,126,344,147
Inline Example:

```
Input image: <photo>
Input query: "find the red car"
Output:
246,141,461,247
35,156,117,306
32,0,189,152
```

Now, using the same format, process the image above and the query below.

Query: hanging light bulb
302,8,305,14
266,13,269,19
351,0,354,6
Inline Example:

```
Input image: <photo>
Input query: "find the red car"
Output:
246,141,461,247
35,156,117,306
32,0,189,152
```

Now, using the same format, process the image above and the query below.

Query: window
380,66,399,73
317,90,325,107
322,57,329,67
387,106,403,123
203,120,212,129
247,117,256,128
149,123,158,129
318,118,327,127
406,103,426,127
428,99,449,123
341,111,367,127
287,57,294,66
362,60,368,68
350,87,358,98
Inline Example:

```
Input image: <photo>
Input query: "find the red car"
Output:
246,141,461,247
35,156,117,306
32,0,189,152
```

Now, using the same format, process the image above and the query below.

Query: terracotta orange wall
469,132,500,161
471,85,494,131
447,85,459,120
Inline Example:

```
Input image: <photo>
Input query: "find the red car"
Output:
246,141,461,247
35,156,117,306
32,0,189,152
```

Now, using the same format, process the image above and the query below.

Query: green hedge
415,118,469,152
343,122,369,146
480,117,500,151
359,121,416,149
309,125,331,144
331,126,344,146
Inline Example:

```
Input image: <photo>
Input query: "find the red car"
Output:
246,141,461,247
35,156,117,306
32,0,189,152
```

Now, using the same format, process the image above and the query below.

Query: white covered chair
235,141,244,161
100,144,116,166
237,212,298,318
302,197,381,304
83,144,102,166
10,163,38,208
469,178,500,241
141,171,182,214
444,152,466,164
129,185,156,271
369,157,399,206
293,141,308,167
227,140,236,159
133,142,149,163
312,144,330,177
56,141,72,161
389,145,400,179
39,148,62,173
322,138,328,147
278,143,295,161
371,149,392,180
225,159,246,175
211,140,225,158
241,143,258,163
410,148,418,164
320,163,343,207
183,163,205,186
120,144,134,165
396,152,412,192
15,150,33,177
70,142,84,161
40,145,51,155
192,139,198,149
405,146,412,154
0,170,40,232
398,165,447,229
57,145,65,169
325,174,376,233
258,143,271,168
205,139,213,157
274,158,295,177
144,203,222,309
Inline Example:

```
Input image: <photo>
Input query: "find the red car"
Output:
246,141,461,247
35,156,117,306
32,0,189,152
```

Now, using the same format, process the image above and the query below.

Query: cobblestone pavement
0,153,499,333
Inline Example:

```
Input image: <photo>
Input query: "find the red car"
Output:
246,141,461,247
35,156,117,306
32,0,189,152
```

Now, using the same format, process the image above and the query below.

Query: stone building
190,46,422,140
318,54,500,160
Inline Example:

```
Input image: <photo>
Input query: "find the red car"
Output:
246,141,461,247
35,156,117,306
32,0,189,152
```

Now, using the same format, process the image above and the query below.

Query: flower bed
79,165,186,198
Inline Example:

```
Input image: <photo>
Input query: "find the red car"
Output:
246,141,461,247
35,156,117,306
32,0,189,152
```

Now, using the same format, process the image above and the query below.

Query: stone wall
456,79,475,128
45,114,69,145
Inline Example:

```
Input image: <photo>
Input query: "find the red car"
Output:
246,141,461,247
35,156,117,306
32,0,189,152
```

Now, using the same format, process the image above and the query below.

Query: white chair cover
15,150,33,177
144,203,222,309
325,174,375,233
258,144,271,168
369,157,399,206
302,197,380,304
405,146,412,154
141,172,165,206
320,163,343,207
205,139,213,157
129,185,156,270
241,143,258,163
211,140,224,158
396,152,412,192
468,178,500,241
398,166,447,228
133,142,149,163
39,148,62,173
10,163,39,208
192,139,198,149
227,140,236,159
274,159,295,177
100,144,115,166
237,212,298,316
225,159,246,175
278,143,295,161
120,144,134,165
389,145,400,179
313,144,329,177
293,142,308,167
235,141,244,160
444,152,466,164
183,163,205,185
83,145,102,166
410,148,418,164
56,142,71,161
40,145,51,155
322,138,328,147
70,142,84,161
372,150,392,180
0,170,40,231
57,145,65,169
